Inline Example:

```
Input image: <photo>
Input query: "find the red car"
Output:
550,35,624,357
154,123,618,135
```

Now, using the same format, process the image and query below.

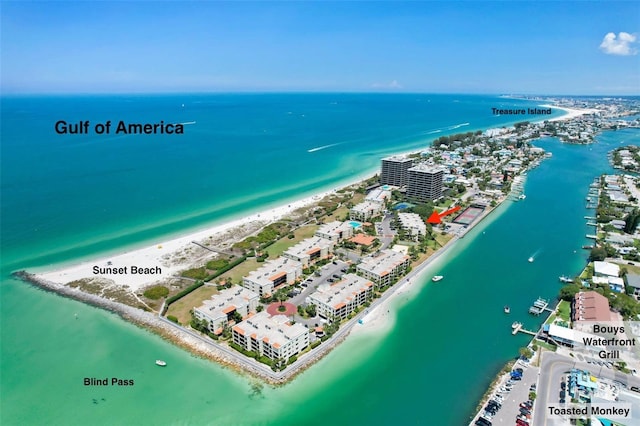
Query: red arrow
426,205,461,224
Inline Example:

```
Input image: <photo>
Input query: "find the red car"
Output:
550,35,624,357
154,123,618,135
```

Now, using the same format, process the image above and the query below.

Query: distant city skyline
1,1,638,95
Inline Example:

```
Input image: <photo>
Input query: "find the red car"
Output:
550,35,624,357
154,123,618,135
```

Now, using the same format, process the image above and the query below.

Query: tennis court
453,206,485,225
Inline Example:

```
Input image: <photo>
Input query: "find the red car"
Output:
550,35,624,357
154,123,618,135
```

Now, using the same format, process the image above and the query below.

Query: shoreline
16,171,517,384
15,106,573,384
28,102,590,289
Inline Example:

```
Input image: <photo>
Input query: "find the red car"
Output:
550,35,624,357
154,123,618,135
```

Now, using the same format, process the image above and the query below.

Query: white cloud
599,32,638,56
372,80,403,89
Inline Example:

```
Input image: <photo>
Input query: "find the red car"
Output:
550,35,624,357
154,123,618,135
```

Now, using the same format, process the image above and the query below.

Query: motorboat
432,275,443,282
155,360,167,367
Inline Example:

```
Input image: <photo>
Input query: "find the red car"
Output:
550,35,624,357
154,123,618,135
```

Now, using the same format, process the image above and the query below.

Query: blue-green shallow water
1,93,638,425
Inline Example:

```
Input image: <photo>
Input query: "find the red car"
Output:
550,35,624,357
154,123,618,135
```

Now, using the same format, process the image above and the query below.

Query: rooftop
245,257,302,286
232,311,308,348
358,249,410,277
283,236,334,259
195,285,258,319
308,274,373,309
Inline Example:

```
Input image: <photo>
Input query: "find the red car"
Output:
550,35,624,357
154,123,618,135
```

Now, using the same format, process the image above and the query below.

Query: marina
528,297,552,315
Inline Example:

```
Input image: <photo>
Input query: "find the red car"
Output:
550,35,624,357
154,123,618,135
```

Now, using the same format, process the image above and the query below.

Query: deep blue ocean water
2,93,636,425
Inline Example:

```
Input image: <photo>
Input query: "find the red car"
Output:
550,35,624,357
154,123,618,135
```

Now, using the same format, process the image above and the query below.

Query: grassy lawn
557,300,571,322
266,224,319,258
166,285,219,325
613,261,640,275
218,258,261,284
325,206,349,222
534,339,557,352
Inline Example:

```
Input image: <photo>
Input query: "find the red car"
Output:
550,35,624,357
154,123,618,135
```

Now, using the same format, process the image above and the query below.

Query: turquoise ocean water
1,94,638,425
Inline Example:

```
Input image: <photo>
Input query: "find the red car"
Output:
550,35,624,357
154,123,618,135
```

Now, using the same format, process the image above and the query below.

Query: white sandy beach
541,104,600,122
37,187,343,291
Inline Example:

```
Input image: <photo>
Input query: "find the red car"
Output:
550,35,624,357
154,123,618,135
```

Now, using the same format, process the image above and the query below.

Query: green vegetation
266,224,319,258
557,300,571,322
181,267,208,280
165,284,219,324
206,258,229,270
167,315,180,324
143,285,169,300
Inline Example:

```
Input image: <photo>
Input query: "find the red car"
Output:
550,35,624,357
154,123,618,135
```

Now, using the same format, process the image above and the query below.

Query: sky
1,1,639,95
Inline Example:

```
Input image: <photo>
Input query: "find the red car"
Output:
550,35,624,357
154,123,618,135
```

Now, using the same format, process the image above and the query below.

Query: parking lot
287,259,351,329
472,361,539,426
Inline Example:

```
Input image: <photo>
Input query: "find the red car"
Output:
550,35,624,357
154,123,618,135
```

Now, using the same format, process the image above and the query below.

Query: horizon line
2,90,639,98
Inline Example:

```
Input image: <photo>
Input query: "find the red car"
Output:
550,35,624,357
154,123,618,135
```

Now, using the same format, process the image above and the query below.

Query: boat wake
424,129,442,135
308,143,340,153
445,122,470,131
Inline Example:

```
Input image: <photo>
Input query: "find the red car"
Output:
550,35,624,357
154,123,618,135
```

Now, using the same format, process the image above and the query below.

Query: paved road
534,352,640,426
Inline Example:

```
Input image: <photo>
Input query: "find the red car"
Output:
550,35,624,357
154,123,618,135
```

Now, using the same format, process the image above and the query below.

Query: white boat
528,257,534,263
559,275,573,283
155,360,167,367
432,275,443,282
504,306,510,314
518,194,526,200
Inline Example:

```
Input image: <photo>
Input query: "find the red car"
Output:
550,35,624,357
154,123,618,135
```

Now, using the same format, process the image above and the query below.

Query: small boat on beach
504,306,510,314
155,360,167,367
432,275,443,282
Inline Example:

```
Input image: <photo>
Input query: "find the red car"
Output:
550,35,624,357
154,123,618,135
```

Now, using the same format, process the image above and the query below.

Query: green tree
559,284,581,301
305,304,317,317
589,246,607,261
519,347,533,359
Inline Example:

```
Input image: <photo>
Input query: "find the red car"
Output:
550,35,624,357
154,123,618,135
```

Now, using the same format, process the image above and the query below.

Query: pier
511,322,537,336
528,297,552,315
586,234,598,239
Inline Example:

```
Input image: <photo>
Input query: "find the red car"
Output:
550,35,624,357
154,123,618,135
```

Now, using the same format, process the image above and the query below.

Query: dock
586,234,598,239
584,216,595,220
528,297,551,315
512,322,537,336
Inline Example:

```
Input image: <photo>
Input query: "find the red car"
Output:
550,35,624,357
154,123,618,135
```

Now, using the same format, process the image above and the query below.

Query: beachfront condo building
356,249,410,288
365,188,392,204
282,237,335,268
242,257,302,297
232,311,309,361
315,221,354,243
407,164,445,202
381,156,414,187
349,201,382,221
307,274,374,320
193,285,259,335
397,212,427,239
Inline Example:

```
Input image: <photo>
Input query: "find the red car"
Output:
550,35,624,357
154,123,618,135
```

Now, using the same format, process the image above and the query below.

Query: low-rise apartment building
397,212,427,239
307,274,374,320
232,311,309,361
282,237,334,268
315,221,354,243
356,249,410,288
349,201,382,221
242,257,302,297
193,285,259,334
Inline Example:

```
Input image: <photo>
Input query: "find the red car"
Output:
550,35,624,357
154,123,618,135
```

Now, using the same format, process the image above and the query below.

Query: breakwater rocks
13,271,351,385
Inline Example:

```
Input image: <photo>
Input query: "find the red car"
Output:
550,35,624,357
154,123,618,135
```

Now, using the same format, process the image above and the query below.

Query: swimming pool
349,221,362,228
393,202,415,210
